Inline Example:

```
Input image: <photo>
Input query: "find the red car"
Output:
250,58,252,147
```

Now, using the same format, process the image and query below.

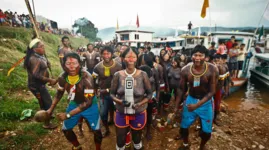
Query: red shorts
214,89,222,111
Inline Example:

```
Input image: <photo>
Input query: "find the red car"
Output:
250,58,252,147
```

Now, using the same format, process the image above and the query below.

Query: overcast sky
1,0,269,30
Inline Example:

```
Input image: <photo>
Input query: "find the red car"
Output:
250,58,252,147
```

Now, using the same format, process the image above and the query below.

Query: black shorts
238,61,243,70
29,85,52,110
229,62,238,71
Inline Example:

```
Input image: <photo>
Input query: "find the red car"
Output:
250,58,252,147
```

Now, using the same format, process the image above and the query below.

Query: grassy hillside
0,26,89,149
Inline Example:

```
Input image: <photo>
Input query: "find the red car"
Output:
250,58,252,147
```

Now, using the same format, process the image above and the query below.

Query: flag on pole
259,25,264,41
201,0,209,18
198,26,201,38
116,18,119,30
136,14,140,28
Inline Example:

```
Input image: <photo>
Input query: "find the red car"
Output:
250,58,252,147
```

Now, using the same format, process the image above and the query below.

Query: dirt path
32,106,269,150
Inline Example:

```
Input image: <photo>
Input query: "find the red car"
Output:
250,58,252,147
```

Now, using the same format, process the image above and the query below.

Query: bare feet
199,144,208,150
178,144,190,150
42,123,57,129
174,134,182,140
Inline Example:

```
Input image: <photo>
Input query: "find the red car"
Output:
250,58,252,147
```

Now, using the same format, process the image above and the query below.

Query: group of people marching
24,35,235,150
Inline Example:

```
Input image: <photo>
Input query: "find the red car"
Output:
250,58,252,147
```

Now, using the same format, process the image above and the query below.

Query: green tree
72,17,99,41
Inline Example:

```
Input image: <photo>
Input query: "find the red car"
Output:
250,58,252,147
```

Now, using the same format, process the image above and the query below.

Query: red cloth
136,15,140,28
0,12,6,19
226,41,233,54
214,89,222,111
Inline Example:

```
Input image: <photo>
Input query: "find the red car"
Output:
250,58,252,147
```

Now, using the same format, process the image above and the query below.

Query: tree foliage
72,17,99,41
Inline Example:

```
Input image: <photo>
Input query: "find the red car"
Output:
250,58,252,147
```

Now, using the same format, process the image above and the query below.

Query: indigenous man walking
83,43,100,74
47,53,102,150
175,45,218,150
93,46,122,137
24,38,57,129
58,36,72,69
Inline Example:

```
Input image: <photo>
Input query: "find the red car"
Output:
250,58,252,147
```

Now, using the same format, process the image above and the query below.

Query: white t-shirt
237,49,246,61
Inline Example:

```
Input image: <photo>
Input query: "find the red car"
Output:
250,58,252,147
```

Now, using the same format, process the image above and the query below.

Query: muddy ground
29,103,269,150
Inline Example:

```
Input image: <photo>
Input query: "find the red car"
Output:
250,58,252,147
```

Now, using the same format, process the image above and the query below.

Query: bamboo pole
25,0,40,38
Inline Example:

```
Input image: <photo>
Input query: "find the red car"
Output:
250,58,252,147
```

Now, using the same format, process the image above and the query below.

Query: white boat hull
250,69,269,87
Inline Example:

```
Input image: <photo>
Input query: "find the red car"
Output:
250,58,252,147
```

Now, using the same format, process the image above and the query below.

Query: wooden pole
25,0,54,77
31,0,36,19
254,0,269,34
25,0,40,38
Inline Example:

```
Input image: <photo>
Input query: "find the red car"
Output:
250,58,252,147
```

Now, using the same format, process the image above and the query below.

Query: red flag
136,14,140,28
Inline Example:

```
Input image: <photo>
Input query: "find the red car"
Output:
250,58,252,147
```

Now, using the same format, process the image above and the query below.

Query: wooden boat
151,37,185,55
250,53,269,86
229,78,248,94
209,32,256,94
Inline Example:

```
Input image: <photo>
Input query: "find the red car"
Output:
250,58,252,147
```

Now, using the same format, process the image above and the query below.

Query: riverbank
0,26,89,149
6,102,265,150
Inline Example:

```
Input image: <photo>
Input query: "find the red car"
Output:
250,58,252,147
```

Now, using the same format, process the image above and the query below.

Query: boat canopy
152,38,185,43
209,32,255,37
179,35,207,39
255,54,269,61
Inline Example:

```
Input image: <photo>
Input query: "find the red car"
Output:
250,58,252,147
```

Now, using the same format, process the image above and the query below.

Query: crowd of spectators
0,9,71,36
0,9,31,28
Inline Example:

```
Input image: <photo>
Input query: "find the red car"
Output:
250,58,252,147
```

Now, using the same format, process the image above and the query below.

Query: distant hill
98,26,269,41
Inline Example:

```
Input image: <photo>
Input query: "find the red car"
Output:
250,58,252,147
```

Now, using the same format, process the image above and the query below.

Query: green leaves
73,18,99,41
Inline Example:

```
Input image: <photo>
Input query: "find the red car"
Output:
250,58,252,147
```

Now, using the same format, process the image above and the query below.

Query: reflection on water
225,78,269,110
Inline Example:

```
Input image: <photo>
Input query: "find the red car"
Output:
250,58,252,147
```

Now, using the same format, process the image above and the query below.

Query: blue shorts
62,97,101,131
181,95,214,133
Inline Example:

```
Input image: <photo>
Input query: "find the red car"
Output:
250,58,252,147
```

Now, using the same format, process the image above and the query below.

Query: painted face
116,45,121,51
120,46,127,54
102,50,112,63
87,45,94,52
180,55,185,61
34,42,45,55
155,57,160,64
94,47,99,52
160,50,166,56
65,57,80,76
139,48,144,53
172,59,178,68
124,50,137,66
62,39,69,47
192,52,205,66
214,58,220,64
163,53,170,61
205,56,209,62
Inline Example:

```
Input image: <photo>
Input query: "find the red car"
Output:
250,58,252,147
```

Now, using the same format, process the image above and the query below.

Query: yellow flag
116,18,119,30
7,67,15,77
201,0,209,18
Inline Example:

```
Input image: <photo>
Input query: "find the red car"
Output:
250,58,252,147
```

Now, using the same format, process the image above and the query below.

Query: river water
225,78,269,110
